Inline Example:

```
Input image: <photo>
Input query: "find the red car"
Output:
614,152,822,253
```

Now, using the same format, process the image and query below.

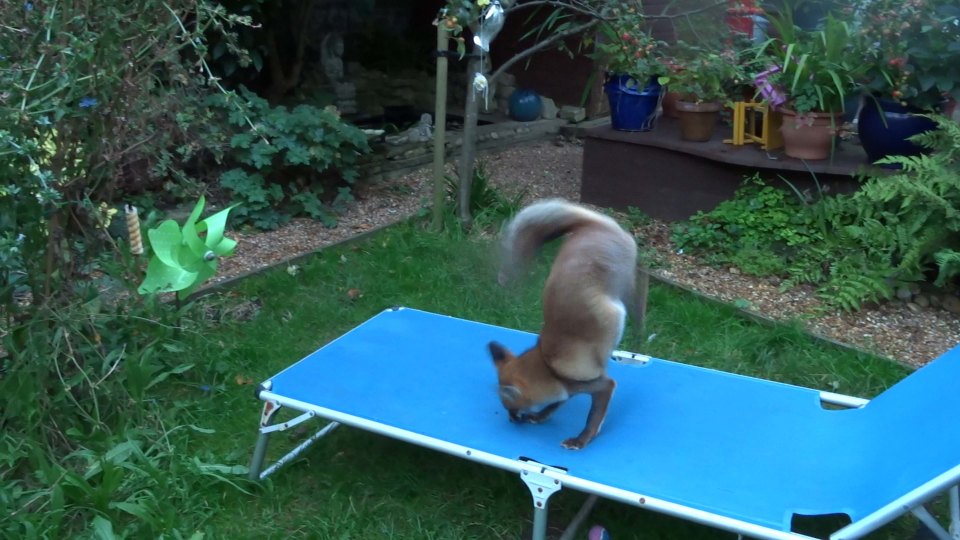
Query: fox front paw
561,437,587,450
509,411,532,423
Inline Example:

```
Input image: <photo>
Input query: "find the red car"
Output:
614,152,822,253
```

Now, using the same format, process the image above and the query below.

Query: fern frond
934,249,960,287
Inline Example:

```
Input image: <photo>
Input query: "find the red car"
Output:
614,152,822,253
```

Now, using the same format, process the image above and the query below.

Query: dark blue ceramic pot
604,74,662,132
857,97,938,168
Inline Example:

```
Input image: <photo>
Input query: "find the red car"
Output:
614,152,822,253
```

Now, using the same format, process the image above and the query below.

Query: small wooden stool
724,102,783,150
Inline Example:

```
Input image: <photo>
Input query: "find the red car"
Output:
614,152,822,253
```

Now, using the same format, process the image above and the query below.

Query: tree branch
645,0,727,20
490,18,600,83
503,0,727,21
505,0,609,20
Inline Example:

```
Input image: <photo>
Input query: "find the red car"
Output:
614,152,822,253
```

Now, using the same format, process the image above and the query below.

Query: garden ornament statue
386,113,434,145
137,196,238,300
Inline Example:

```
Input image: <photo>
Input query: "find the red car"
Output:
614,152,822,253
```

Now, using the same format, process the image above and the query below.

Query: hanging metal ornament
472,0,505,52
473,72,490,108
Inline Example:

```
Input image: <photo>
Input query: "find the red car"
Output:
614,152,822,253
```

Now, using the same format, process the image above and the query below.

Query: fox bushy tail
497,198,624,285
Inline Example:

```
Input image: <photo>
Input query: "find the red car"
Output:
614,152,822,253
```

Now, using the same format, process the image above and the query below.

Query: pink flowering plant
757,11,863,117
851,0,960,112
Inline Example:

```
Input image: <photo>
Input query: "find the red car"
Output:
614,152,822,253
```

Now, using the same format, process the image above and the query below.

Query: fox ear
499,385,522,404
488,341,513,366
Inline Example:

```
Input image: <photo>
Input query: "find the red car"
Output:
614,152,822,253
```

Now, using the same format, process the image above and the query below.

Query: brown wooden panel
580,118,874,221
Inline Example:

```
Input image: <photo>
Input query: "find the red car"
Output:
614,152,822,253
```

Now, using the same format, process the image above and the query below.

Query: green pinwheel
138,196,238,300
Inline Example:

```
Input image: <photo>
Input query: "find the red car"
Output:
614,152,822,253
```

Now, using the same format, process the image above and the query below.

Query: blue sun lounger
249,306,960,540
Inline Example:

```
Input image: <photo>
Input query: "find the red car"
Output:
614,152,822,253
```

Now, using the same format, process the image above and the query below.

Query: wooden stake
457,50,481,231
635,267,650,337
431,20,450,231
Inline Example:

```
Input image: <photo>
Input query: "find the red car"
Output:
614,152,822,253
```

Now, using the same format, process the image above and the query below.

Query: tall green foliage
0,0,253,307
213,88,371,230
1,2,258,537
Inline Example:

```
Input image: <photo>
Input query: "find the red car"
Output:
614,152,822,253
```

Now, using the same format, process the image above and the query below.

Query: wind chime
470,0,505,110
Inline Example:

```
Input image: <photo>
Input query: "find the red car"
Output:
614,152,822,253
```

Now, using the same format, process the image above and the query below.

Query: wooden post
431,21,450,231
457,49,481,231
635,267,650,337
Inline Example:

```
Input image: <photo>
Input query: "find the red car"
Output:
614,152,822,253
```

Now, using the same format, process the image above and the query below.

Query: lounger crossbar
249,306,960,539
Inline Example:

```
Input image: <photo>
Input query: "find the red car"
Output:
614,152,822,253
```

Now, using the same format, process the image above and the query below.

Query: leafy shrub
673,116,960,311
213,87,371,230
0,0,252,306
0,1,255,536
784,115,960,309
671,174,821,275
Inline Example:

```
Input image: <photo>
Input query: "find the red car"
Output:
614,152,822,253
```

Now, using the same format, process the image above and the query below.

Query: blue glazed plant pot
508,89,542,122
857,97,939,168
604,74,662,132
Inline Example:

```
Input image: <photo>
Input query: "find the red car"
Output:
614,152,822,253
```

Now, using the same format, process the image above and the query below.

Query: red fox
490,198,639,450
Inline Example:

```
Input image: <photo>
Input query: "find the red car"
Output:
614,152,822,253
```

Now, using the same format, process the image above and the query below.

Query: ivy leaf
918,73,938,92
284,143,311,166
249,141,278,169
230,133,254,149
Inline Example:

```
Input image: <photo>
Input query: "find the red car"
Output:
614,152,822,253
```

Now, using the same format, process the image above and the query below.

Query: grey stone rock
540,97,559,119
559,105,586,123
896,286,914,302
942,294,960,314
914,294,931,308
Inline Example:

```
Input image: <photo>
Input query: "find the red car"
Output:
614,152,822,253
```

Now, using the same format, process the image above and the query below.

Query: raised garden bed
580,117,877,221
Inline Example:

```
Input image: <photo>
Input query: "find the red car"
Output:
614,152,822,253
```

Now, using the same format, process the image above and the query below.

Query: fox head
488,341,565,422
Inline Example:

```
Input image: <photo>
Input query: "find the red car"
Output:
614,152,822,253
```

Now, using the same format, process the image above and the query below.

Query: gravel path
211,138,960,367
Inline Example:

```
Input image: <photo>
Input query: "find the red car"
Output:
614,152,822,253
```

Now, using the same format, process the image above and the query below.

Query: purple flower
24,2,33,10
79,97,98,109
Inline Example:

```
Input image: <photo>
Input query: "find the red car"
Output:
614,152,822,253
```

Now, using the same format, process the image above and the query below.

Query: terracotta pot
676,100,722,142
662,91,682,119
779,109,841,160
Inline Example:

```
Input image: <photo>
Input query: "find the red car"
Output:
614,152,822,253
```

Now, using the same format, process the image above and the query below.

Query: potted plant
668,41,749,142
758,12,861,160
850,0,960,166
592,4,670,132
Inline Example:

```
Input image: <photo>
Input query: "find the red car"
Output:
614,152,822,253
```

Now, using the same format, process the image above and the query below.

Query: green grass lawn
174,215,924,539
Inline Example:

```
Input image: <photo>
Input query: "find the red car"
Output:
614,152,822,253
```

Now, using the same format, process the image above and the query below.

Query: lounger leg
249,399,282,481
950,485,959,539
557,494,599,540
913,506,953,540
521,467,563,540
